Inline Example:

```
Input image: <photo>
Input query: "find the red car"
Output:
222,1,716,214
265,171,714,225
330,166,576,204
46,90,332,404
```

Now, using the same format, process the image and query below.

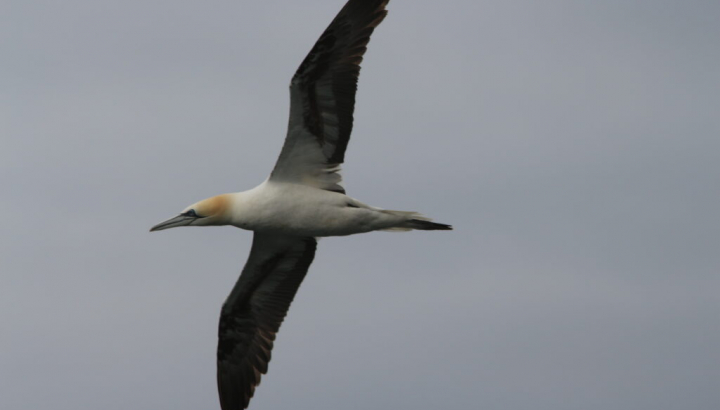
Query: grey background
2,0,718,409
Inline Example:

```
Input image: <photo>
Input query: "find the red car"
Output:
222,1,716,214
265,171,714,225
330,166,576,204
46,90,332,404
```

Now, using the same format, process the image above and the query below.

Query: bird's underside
150,1,451,409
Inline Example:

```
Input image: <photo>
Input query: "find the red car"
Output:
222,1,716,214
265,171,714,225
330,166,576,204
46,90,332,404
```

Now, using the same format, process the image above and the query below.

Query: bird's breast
232,183,377,236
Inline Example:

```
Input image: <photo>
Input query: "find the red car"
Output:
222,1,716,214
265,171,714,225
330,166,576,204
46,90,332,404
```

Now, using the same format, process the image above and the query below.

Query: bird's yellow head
150,194,232,232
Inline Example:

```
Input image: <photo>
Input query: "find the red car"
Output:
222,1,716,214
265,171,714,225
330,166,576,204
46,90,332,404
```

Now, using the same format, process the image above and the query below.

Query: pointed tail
404,219,453,231
376,209,453,232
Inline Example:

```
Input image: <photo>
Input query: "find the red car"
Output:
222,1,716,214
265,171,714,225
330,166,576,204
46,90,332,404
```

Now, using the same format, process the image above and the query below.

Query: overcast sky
2,1,719,409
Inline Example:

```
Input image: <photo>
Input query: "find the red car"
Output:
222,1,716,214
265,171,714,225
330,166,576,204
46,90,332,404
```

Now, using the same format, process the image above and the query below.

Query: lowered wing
217,233,317,410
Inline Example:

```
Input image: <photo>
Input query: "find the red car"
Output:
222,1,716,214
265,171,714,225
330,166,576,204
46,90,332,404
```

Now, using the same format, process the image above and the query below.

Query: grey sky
2,0,719,409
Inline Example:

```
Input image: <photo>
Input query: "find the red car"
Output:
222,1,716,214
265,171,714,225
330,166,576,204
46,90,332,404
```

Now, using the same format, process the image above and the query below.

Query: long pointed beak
150,215,196,232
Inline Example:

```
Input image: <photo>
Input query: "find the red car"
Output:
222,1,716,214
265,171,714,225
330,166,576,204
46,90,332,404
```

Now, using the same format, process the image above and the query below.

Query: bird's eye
183,209,198,217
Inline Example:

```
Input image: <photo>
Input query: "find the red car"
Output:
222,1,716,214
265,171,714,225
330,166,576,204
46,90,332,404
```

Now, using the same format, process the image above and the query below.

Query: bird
150,0,451,408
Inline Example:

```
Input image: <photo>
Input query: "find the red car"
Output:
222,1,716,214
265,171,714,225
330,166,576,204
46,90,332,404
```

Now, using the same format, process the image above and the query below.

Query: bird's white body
213,181,416,236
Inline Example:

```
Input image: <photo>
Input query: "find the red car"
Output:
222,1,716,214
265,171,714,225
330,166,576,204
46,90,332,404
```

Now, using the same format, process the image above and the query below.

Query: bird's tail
379,210,453,232
404,219,453,231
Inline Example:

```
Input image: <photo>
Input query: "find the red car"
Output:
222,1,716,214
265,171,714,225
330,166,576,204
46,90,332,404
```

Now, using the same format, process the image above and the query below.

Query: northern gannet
151,0,451,408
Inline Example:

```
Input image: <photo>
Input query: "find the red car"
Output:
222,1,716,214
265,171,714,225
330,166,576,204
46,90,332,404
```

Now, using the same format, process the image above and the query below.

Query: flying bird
151,0,450,408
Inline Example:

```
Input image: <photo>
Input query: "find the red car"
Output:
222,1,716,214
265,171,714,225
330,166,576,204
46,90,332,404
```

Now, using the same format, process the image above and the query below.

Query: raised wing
270,0,390,194
217,233,317,410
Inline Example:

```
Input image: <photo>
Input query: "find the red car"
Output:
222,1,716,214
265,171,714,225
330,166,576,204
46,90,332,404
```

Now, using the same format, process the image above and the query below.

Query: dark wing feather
270,0,390,193
217,233,317,410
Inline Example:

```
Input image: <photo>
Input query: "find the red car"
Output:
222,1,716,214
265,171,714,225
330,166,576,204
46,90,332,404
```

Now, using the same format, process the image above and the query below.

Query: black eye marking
183,209,199,217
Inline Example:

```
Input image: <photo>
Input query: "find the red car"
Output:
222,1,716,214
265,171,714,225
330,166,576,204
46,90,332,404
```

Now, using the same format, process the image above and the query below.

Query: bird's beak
150,215,196,232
